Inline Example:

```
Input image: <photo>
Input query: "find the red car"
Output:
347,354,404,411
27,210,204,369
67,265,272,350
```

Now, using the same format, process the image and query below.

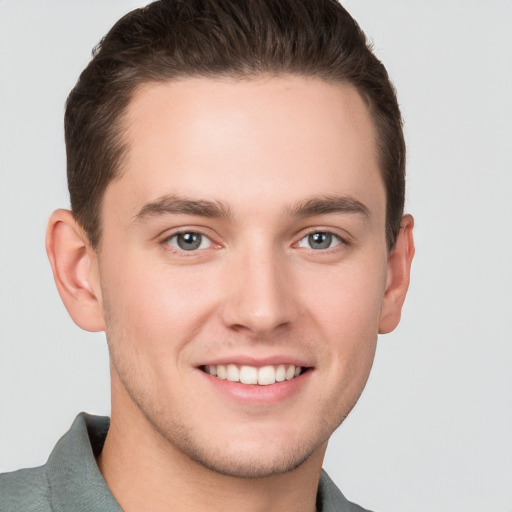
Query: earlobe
46,209,105,332
378,214,415,334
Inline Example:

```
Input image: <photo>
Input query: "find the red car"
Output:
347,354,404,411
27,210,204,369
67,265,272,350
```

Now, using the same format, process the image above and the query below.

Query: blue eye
297,232,341,250
167,232,212,251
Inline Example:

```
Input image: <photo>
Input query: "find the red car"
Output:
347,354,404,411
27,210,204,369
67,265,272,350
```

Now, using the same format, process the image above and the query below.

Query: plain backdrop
0,2,511,511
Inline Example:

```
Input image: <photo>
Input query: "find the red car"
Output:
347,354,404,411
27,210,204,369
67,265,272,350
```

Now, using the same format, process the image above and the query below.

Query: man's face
96,76,389,477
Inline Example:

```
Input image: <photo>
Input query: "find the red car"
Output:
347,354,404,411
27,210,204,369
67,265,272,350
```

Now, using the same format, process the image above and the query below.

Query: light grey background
1,2,511,511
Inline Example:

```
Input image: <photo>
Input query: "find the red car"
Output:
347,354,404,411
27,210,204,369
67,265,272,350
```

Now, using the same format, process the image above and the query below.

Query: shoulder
0,465,52,512
0,413,118,512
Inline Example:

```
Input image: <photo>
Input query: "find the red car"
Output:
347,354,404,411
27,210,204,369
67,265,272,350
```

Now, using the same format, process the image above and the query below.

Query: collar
46,413,121,512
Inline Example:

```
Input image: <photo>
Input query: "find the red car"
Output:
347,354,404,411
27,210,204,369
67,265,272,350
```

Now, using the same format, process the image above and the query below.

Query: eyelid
159,227,222,253
297,232,341,249
167,232,212,251
293,227,351,248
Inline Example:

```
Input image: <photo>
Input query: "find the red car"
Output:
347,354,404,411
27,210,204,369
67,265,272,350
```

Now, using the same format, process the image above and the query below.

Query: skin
46,76,414,512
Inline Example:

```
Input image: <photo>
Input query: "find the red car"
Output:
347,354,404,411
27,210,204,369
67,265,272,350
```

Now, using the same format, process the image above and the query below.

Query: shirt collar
46,412,121,512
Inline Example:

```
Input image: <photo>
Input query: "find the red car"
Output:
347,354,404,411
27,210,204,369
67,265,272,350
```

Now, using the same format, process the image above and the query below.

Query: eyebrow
289,195,370,218
133,195,233,223
133,193,370,223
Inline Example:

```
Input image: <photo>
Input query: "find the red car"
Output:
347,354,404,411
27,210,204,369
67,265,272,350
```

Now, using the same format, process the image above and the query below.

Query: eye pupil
308,232,332,249
177,232,202,250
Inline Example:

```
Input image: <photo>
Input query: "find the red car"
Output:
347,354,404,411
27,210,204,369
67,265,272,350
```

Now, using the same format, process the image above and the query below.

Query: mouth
200,364,307,386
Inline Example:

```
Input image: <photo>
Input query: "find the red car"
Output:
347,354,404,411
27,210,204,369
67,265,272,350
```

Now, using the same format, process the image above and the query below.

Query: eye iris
177,232,202,250
308,232,332,249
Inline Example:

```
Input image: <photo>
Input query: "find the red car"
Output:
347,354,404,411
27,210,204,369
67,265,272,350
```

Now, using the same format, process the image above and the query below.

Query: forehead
110,75,384,218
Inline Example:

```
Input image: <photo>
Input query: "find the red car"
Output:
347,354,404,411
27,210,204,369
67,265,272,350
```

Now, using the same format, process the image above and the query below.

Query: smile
202,364,304,386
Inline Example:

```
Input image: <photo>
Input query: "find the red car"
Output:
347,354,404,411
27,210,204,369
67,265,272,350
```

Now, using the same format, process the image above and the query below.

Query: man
0,1,414,511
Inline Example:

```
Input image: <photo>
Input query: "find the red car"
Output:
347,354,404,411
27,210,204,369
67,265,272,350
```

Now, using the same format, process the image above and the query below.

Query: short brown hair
65,0,405,249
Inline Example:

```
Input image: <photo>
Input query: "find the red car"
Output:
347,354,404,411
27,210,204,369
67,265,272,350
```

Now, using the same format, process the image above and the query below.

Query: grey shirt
0,413,372,512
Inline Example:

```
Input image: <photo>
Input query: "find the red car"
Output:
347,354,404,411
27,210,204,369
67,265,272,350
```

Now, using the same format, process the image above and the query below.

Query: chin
173,431,321,479
124,383,347,479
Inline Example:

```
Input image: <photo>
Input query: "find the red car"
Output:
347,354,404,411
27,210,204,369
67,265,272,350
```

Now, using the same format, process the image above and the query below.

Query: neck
97,385,325,512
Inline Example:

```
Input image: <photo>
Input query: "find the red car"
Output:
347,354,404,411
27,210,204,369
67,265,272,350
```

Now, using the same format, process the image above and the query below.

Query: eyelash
296,231,345,251
162,230,216,254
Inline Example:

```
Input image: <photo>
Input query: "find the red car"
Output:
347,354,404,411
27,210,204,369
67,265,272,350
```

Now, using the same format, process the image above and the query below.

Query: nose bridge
221,238,297,335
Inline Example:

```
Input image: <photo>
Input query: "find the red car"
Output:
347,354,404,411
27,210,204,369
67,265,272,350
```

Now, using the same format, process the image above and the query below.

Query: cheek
302,257,387,374
306,260,386,334
100,254,218,359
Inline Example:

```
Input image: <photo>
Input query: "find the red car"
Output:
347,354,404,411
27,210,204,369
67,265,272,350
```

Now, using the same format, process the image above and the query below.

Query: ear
46,209,105,332
379,214,415,334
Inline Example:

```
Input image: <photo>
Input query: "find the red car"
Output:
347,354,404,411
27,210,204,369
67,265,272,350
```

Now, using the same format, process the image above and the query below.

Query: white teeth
285,365,295,381
226,364,239,382
258,365,276,385
240,365,258,384
217,364,227,379
204,363,304,385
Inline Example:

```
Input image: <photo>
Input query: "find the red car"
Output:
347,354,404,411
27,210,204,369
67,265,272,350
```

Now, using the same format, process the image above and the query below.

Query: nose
220,246,299,336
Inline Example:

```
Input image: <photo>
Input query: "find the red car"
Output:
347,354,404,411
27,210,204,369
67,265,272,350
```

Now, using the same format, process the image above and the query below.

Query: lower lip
198,369,312,406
